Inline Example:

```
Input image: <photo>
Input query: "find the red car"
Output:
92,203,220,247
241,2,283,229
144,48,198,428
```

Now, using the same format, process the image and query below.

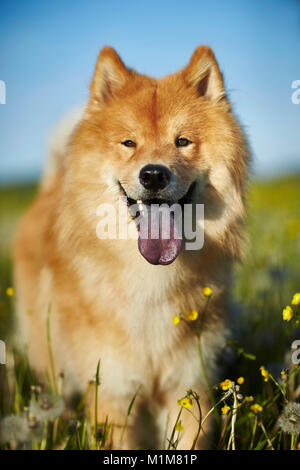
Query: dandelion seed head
29,393,64,422
279,402,300,435
0,415,31,444
0,414,42,445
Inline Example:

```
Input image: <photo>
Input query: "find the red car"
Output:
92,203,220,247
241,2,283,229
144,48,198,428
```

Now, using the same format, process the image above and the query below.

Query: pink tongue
138,205,183,265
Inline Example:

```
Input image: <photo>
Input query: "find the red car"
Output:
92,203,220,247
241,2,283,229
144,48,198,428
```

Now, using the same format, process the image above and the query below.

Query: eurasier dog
14,45,249,449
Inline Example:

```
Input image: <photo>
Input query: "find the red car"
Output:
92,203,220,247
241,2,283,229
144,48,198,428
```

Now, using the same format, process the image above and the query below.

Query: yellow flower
219,379,232,391
260,366,270,382
250,403,263,414
175,421,184,432
245,396,254,402
282,306,293,322
203,286,212,297
6,287,14,297
172,315,181,325
237,377,244,385
221,405,231,415
178,396,193,409
291,293,300,306
297,442,300,450
186,309,198,321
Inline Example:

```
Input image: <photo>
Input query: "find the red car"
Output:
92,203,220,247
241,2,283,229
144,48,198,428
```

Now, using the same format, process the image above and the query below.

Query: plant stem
190,392,202,450
119,384,142,449
46,304,58,395
227,389,237,450
94,359,101,446
167,407,183,450
291,433,296,450
259,419,274,450
250,415,258,450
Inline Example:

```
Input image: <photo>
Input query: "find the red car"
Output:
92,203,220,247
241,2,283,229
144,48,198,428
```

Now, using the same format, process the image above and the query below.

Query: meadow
0,175,300,450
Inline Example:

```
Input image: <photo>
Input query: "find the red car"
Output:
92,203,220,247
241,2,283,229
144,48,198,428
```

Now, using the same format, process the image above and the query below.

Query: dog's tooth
136,200,146,216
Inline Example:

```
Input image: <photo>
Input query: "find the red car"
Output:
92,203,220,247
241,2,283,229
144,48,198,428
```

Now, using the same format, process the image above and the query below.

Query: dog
14,45,249,449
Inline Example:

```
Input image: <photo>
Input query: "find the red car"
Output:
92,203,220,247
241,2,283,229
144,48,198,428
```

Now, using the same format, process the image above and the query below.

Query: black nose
139,164,171,192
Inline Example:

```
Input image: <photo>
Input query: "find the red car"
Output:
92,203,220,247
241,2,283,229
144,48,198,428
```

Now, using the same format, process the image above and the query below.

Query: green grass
0,176,299,450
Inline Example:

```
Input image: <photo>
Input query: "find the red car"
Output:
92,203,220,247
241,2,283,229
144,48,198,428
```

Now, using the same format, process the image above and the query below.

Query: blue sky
0,0,299,183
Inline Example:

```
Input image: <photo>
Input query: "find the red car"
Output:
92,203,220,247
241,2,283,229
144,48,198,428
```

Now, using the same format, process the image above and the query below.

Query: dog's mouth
118,181,196,209
118,182,196,265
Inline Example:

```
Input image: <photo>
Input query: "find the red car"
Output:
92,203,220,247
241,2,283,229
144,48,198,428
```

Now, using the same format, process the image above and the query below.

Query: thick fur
14,45,249,449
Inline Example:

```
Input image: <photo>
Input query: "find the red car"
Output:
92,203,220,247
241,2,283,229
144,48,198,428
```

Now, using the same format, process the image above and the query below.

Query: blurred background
0,0,300,419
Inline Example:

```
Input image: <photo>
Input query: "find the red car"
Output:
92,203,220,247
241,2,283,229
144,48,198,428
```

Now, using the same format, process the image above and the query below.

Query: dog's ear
183,46,225,102
89,46,129,103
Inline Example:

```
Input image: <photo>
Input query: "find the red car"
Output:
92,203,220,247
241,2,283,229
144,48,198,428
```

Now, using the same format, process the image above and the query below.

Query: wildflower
280,370,287,380
297,442,300,450
203,286,212,297
279,402,300,435
260,366,270,382
221,405,231,415
29,393,64,422
6,287,14,297
245,396,254,402
178,396,193,409
175,421,184,432
250,403,263,414
291,293,300,306
186,309,198,321
172,315,181,325
237,377,244,385
219,379,232,391
283,306,293,322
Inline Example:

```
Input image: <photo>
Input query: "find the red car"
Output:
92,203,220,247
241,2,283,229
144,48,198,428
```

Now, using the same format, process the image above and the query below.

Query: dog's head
67,46,249,265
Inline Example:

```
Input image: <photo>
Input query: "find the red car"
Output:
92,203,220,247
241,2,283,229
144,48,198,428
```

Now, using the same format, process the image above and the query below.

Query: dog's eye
122,140,136,148
175,137,191,147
